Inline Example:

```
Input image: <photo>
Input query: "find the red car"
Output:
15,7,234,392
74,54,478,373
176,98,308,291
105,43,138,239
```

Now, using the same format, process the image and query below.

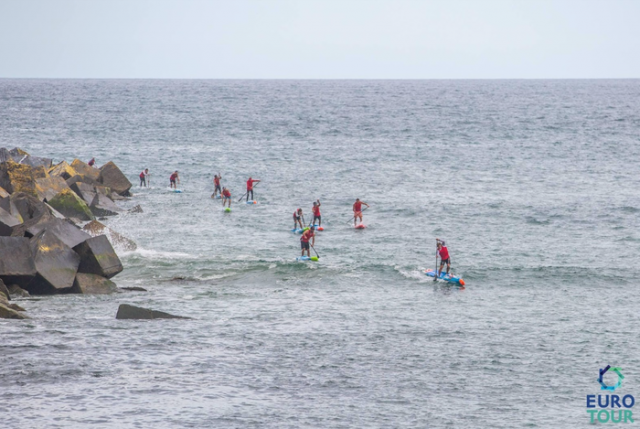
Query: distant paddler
293,208,305,229
352,198,370,226
300,227,316,258
139,168,149,187
211,173,222,198
222,187,232,208
170,171,180,189
246,177,261,202
436,238,451,279
311,199,321,228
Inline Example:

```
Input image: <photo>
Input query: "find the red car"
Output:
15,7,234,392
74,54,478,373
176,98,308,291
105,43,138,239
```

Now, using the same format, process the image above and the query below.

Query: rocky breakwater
0,147,135,318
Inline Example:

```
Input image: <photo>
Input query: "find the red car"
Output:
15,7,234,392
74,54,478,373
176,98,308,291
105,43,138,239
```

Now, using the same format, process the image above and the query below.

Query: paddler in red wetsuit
352,198,370,226
311,200,321,228
246,177,260,202
300,227,315,258
170,171,180,189
212,173,222,198
222,187,232,208
436,238,451,277
293,208,304,229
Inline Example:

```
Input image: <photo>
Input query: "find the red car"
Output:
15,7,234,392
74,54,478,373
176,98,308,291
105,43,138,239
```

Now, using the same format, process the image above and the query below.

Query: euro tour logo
587,365,635,424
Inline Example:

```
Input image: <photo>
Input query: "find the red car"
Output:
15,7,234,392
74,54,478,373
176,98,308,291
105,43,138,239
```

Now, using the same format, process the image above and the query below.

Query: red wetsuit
438,246,450,261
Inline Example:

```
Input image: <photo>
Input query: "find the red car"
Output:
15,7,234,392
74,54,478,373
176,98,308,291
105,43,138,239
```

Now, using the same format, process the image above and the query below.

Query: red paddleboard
355,224,366,229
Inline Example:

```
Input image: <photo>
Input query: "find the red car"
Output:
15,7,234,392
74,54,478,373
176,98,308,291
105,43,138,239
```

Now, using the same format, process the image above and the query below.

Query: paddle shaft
311,244,320,259
238,181,260,202
347,206,369,224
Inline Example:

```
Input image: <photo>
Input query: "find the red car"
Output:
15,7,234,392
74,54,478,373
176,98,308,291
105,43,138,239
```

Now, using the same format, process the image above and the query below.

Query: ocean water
1,79,640,428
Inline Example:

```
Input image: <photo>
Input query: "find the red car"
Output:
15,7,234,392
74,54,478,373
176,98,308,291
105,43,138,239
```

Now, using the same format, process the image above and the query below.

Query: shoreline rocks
0,147,136,313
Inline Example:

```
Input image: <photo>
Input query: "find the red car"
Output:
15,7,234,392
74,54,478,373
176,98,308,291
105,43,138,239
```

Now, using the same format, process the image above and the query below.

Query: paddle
237,181,260,202
310,244,320,260
433,247,439,282
347,206,369,225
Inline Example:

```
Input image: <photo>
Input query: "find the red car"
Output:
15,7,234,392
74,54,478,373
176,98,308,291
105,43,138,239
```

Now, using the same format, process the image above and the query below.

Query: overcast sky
0,0,638,79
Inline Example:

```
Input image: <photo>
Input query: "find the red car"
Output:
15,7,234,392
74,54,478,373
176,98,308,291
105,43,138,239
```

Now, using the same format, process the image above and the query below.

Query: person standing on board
293,208,304,229
300,227,316,258
139,168,149,187
170,171,180,189
312,200,321,228
211,173,222,198
436,238,451,278
246,177,261,201
222,187,232,208
352,198,370,226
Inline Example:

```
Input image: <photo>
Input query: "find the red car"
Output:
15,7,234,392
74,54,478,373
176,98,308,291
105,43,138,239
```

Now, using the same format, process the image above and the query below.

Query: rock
47,188,94,221
0,185,9,198
31,165,49,179
70,159,100,182
69,181,97,206
9,148,29,157
98,161,132,196
66,174,99,189
8,284,30,298
0,278,10,300
26,218,91,249
0,302,29,319
29,230,80,294
129,204,143,214
109,192,129,201
23,156,52,170
8,303,26,311
48,161,78,180
0,148,10,163
35,175,70,202
116,304,188,320
0,206,21,236
10,192,48,222
0,195,23,223
0,237,36,288
82,220,137,251
73,235,123,278
72,273,117,294
44,202,66,220
90,193,120,217
0,161,37,197
120,286,147,292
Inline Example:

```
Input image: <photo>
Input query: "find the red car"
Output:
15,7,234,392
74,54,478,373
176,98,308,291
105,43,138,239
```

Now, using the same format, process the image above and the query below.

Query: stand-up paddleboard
355,224,366,229
224,207,232,213
291,228,304,234
296,256,318,261
311,225,324,231
211,195,221,199
172,189,183,193
424,269,465,286
246,200,258,205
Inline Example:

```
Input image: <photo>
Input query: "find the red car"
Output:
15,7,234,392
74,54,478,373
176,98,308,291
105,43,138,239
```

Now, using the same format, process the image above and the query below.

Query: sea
1,79,639,428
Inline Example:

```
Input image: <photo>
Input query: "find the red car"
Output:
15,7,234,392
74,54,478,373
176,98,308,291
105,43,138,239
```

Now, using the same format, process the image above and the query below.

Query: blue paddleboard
291,228,304,234
296,256,318,262
424,269,465,286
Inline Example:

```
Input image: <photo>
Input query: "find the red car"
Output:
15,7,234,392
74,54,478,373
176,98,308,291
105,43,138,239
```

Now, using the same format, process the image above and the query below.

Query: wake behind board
296,256,318,262
424,269,465,286
354,224,366,229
